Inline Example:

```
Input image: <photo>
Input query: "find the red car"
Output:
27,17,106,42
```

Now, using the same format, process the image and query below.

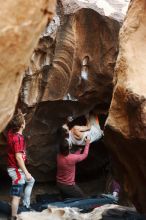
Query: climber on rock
63,113,103,147
56,136,90,198
6,110,35,220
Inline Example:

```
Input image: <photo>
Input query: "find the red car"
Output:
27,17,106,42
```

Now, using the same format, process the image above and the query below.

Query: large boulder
105,0,146,213
18,205,143,220
0,0,56,132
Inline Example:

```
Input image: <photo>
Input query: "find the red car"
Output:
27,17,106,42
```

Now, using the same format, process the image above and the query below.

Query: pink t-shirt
57,142,90,185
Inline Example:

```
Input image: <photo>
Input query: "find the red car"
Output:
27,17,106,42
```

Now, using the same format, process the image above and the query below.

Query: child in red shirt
7,110,35,220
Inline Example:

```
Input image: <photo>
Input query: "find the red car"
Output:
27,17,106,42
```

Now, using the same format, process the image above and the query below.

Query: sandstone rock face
21,8,120,107
15,5,120,182
40,9,120,103
0,0,56,132
105,0,146,213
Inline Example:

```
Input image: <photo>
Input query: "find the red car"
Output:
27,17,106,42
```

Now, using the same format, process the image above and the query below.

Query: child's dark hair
61,127,69,137
10,109,25,133
67,115,87,130
60,138,69,156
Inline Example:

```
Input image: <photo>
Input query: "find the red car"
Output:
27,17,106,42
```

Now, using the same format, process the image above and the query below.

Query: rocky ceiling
62,0,130,22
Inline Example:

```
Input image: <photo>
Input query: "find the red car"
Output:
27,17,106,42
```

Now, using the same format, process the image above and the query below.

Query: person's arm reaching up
74,148,82,155
72,138,90,163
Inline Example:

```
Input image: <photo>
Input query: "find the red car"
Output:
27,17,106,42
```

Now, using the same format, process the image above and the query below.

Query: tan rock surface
105,0,146,213
21,7,120,107
0,0,56,132
18,205,137,220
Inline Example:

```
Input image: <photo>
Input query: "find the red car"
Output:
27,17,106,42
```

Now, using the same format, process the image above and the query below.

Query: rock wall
15,5,120,182
105,0,146,213
0,0,56,132
20,7,120,109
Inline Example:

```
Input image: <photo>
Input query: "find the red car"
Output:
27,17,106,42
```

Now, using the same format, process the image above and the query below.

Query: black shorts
10,184,24,197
